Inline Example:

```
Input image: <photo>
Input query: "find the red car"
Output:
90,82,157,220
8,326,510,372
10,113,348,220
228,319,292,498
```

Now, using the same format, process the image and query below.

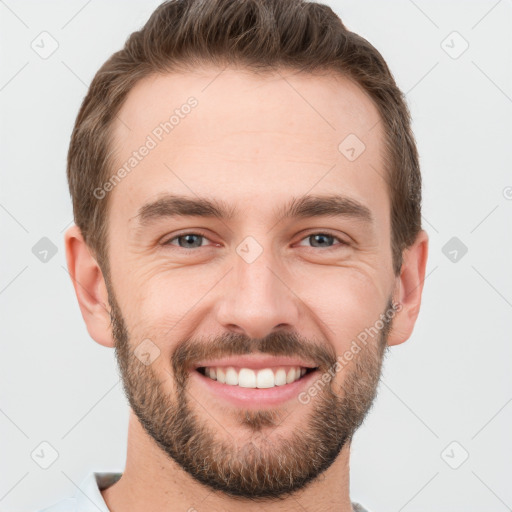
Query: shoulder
32,496,77,512
352,502,371,512
31,471,121,512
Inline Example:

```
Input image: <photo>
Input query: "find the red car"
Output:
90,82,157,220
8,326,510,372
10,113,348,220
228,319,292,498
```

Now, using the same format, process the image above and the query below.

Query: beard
106,282,393,500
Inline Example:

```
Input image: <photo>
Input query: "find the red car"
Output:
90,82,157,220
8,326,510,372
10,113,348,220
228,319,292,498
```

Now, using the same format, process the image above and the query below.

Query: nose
215,247,301,340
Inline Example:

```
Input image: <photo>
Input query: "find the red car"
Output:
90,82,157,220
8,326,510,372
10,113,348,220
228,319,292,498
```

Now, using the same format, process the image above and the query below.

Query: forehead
108,66,387,225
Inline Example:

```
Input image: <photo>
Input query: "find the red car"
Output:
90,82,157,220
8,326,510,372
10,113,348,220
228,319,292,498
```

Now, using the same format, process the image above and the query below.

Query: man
38,0,428,510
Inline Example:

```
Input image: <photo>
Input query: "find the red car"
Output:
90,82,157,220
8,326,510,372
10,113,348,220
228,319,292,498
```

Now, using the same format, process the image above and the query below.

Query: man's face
105,67,397,498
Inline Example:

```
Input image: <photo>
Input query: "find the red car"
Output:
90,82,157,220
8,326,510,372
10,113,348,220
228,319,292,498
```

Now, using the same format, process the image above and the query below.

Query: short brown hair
67,0,421,279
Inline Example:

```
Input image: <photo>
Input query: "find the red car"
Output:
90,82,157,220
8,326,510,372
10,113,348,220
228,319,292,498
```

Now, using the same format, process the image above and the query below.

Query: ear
387,229,429,346
64,225,114,348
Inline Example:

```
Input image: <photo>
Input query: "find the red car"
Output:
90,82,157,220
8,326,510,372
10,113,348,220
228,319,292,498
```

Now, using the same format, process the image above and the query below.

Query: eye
162,231,348,251
297,232,348,250
163,232,211,249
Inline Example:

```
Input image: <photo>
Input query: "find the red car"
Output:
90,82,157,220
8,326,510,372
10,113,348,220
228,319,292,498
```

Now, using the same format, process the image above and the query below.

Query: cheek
112,266,216,351
111,248,391,359
134,263,217,312
293,265,388,347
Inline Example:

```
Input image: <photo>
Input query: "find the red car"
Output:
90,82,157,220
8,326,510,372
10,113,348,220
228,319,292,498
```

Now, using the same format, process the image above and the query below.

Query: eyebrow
133,193,373,229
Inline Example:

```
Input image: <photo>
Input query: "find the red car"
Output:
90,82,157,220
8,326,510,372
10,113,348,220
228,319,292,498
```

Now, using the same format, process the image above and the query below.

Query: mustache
172,331,338,387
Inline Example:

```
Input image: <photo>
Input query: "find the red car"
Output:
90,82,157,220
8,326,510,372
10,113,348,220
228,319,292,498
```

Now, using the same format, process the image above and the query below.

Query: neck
101,410,355,512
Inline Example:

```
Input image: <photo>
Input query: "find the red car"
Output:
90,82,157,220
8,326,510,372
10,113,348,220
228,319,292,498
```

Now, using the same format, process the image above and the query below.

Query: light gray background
1,1,511,511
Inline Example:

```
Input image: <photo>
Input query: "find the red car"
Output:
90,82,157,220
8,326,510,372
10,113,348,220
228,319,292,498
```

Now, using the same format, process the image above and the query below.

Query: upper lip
192,355,318,371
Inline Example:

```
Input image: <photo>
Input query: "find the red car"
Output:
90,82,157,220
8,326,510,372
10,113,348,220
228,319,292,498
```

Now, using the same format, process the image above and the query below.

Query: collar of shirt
75,472,122,512
43,471,369,512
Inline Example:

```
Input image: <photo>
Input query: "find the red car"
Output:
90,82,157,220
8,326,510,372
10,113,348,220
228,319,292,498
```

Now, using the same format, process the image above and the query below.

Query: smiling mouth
196,366,318,389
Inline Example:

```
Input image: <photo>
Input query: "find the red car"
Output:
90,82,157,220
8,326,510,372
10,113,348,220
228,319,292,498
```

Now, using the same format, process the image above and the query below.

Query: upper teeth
204,366,307,388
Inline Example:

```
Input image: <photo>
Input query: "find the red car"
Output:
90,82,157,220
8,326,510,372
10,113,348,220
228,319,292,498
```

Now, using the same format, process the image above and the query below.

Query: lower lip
190,369,319,408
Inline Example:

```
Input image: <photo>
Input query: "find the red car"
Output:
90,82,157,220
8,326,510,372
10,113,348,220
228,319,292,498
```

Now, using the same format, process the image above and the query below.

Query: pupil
178,234,333,249
312,234,332,247
181,234,201,248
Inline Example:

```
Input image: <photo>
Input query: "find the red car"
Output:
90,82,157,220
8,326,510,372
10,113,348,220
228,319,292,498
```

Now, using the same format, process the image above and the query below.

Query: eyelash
162,231,349,251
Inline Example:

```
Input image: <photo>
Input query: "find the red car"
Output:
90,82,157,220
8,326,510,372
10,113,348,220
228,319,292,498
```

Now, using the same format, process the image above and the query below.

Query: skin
65,66,428,512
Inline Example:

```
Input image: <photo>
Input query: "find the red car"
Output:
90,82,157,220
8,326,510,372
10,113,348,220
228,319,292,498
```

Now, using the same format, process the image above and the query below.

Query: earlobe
64,225,115,348
387,229,429,347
